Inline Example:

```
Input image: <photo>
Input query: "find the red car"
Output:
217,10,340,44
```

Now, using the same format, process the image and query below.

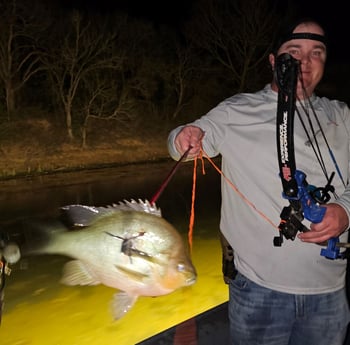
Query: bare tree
132,25,200,122
0,0,47,119
74,15,159,147
152,42,198,120
41,11,125,139
80,70,140,148
170,43,198,119
185,0,281,92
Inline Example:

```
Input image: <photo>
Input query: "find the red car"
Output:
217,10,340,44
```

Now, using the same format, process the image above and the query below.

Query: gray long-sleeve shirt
168,84,350,294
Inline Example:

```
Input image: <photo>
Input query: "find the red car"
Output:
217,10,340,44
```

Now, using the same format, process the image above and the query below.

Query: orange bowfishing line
187,149,279,252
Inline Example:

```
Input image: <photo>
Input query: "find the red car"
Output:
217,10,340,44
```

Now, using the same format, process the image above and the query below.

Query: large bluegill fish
21,199,196,319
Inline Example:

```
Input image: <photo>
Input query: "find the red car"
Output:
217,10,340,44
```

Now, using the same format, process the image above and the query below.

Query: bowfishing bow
273,53,344,259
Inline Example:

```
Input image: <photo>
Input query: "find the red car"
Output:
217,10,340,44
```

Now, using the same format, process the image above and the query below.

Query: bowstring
297,71,345,196
198,150,278,230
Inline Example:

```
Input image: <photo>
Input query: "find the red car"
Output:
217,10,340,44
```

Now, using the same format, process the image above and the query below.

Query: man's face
270,22,327,99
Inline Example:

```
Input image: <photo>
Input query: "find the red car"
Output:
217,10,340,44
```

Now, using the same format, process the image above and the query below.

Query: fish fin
60,205,108,227
111,292,138,320
18,219,67,256
115,199,162,217
60,199,161,228
60,260,100,286
115,265,150,281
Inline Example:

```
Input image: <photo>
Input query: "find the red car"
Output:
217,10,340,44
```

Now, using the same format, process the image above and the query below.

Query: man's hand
298,203,349,243
174,125,205,159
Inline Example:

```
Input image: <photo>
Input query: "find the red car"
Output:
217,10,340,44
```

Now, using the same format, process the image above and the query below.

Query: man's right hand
174,125,204,159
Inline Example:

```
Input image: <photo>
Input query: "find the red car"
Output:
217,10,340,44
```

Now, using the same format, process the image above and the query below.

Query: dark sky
62,0,193,25
62,0,348,62
290,0,349,62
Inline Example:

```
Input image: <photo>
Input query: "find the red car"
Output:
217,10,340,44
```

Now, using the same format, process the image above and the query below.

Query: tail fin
6,219,66,256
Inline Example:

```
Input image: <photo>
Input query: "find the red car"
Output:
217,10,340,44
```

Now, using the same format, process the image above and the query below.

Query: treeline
0,0,297,146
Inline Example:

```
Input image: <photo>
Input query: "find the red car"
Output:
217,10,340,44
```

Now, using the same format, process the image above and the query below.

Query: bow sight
273,53,343,259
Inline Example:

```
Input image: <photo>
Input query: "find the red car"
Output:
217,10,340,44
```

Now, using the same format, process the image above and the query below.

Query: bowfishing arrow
150,145,192,204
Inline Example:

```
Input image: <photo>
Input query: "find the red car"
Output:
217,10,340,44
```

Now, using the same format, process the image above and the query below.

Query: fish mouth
185,275,197,286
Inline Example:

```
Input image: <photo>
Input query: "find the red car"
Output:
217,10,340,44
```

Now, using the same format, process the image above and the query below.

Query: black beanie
272,17,328,55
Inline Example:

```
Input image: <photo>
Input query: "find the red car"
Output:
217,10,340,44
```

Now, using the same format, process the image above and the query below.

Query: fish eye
177,263,185,272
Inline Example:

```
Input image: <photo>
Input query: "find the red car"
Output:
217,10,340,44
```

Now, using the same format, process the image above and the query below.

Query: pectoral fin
60,260,100,286
111,291,138,320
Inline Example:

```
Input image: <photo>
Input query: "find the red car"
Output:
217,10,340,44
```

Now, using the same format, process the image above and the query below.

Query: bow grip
294,170,326,223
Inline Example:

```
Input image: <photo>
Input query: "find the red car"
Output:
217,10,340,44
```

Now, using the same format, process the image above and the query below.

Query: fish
20,199,197,320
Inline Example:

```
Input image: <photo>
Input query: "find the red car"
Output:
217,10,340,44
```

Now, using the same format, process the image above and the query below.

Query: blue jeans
228,272,350,345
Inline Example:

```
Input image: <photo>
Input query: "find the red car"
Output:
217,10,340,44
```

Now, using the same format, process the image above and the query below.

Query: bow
272,53,343,259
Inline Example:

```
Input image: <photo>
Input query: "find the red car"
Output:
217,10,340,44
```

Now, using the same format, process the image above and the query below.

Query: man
168,19,350,344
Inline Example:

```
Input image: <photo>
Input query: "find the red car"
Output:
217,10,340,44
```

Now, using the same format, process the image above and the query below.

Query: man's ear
269,53,275,70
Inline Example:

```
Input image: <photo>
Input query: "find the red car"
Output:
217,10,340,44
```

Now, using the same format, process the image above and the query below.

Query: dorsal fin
60,199,162,228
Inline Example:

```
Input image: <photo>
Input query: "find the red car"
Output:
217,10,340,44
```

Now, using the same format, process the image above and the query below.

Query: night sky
61,0,193,25
60,0,348,63
293,0,349,62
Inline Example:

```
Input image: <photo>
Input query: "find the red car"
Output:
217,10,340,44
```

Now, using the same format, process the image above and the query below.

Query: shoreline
0,156,172,182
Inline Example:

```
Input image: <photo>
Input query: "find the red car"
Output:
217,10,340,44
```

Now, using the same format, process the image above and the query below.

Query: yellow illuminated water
1,232,228,345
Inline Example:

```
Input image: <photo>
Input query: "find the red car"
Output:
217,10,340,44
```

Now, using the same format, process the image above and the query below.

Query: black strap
278,32,327,48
